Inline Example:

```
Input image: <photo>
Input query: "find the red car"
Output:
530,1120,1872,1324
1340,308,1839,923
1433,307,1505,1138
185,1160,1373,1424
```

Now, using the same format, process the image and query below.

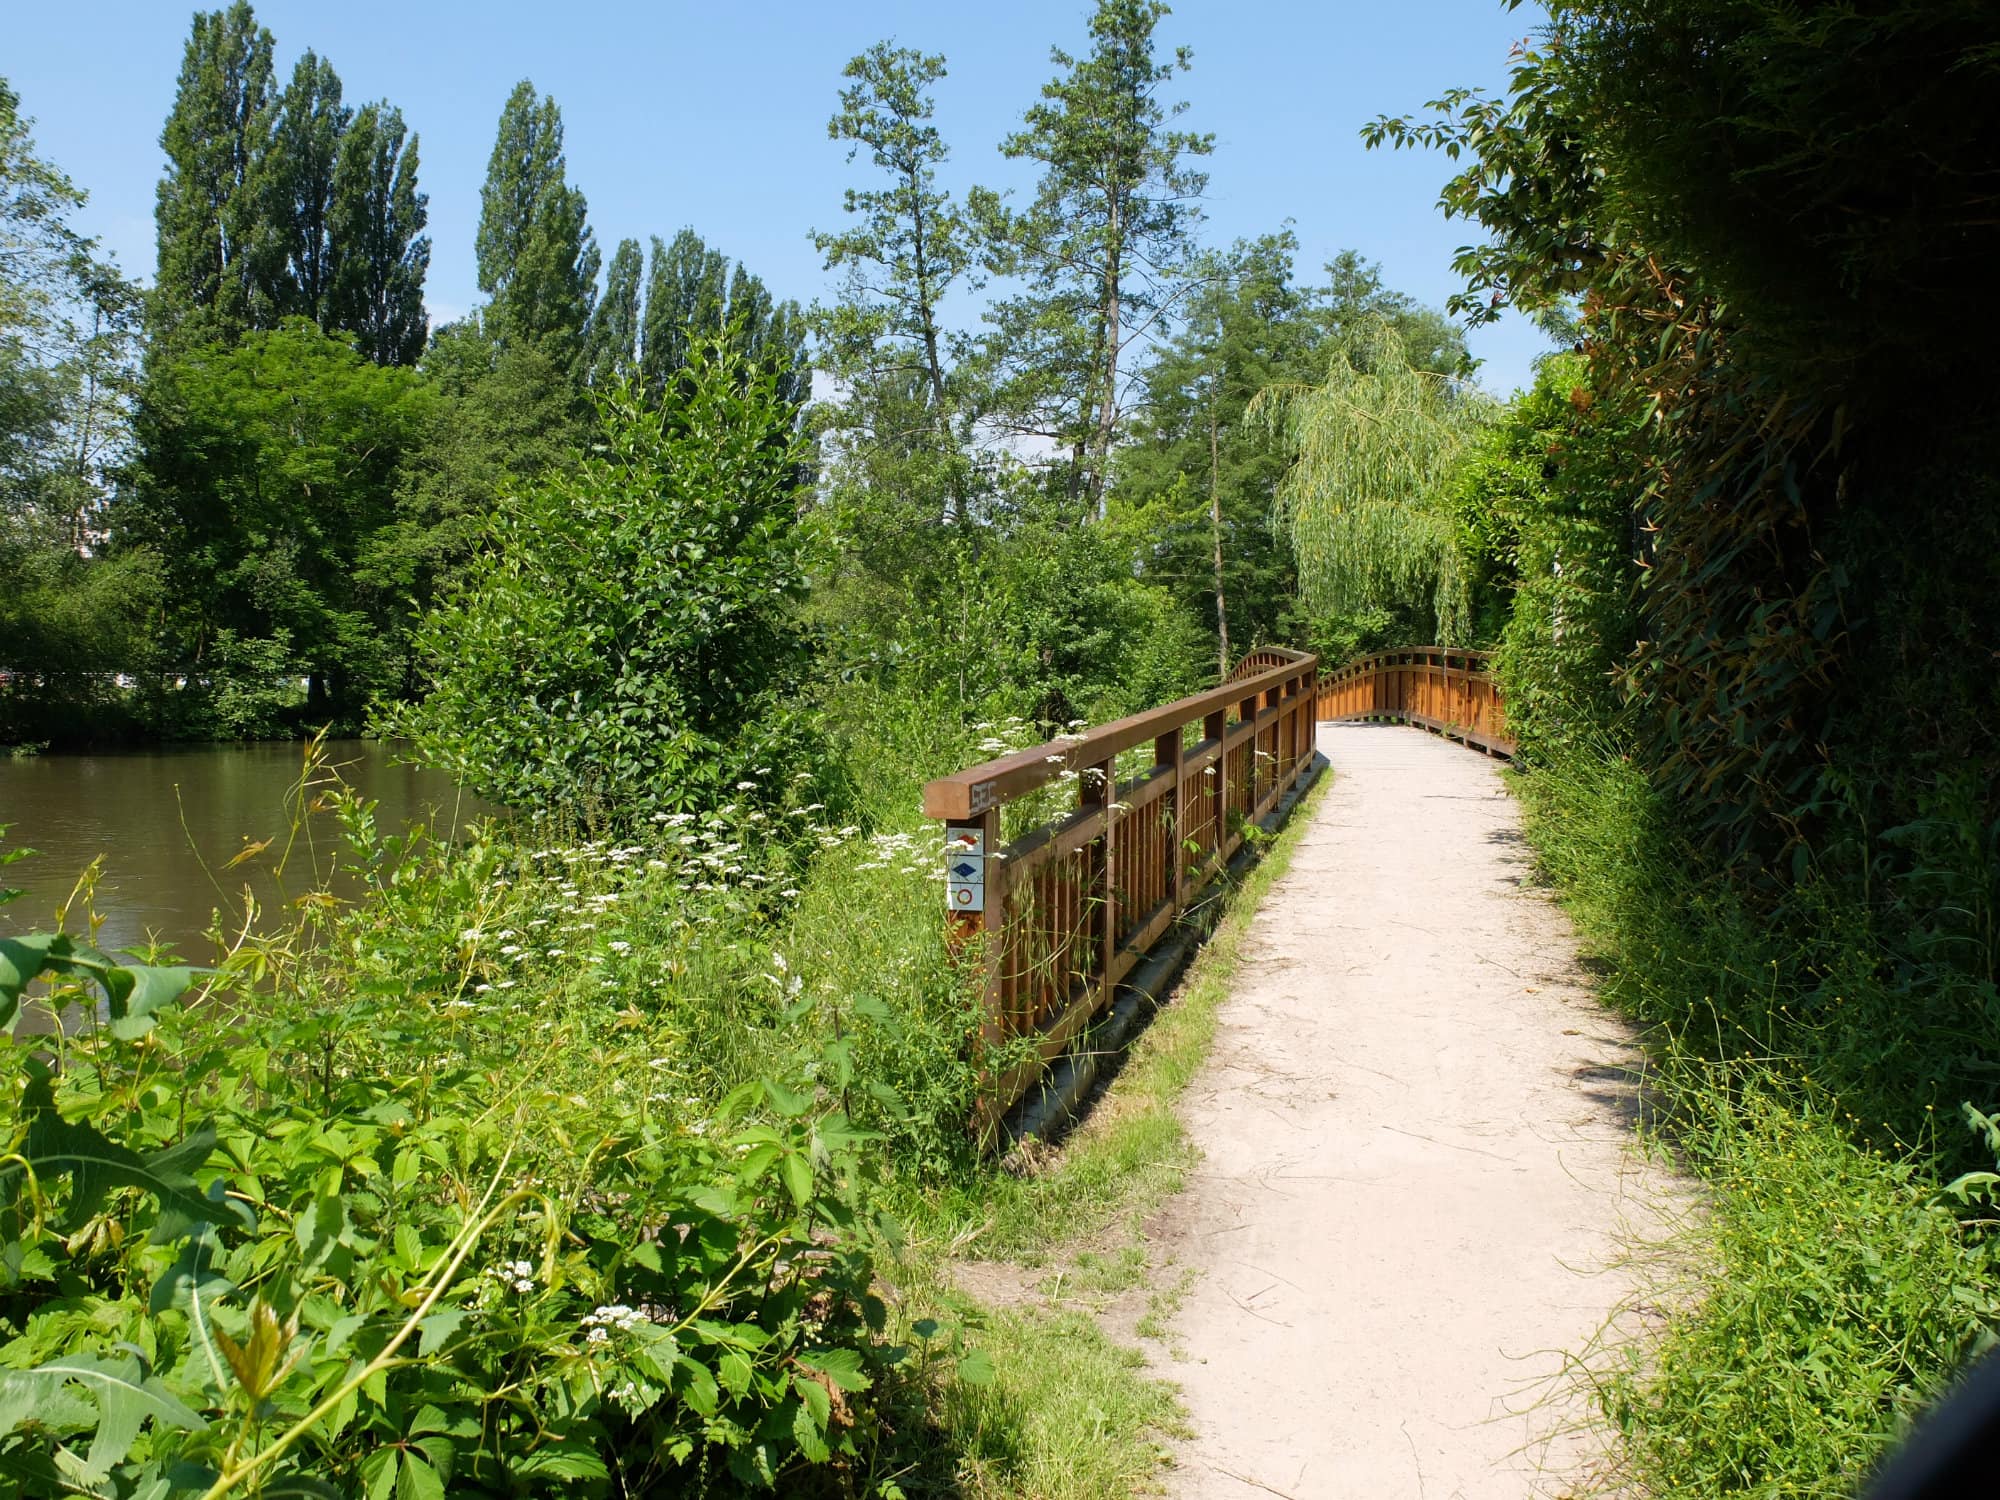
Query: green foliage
393,343,829,829
0,921,923,1495
127,319,433,731
322,101,428,368
152,6,427,365
151,2,275,350
1451,353,1631,749
975,0,1212,505
1511,743,2000,1494
813,42,980,532
1115,235,1313,673
475,80,597,368
637,230,808,411
1254,320,1493,644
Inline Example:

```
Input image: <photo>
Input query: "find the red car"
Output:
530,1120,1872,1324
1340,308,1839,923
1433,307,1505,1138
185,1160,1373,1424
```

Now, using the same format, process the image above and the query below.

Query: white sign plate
949,882,985,913
945,828,986,856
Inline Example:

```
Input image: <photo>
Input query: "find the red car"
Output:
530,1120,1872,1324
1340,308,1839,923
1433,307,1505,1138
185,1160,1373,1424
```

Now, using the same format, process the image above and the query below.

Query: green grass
866,767,1334,1498
1510,745,2000,1497
904,766,1334,1261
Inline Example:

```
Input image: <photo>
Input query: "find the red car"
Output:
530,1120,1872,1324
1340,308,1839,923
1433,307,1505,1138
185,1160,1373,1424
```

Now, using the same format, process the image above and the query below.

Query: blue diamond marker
951,861,979,880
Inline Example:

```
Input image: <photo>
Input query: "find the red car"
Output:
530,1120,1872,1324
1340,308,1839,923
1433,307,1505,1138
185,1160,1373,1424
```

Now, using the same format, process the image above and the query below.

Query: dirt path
1154,723,1675,1499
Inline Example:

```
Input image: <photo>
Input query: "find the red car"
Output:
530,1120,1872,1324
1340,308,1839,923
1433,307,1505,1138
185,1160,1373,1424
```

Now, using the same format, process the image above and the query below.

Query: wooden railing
924,648,1321,1132
1317,646,1514,757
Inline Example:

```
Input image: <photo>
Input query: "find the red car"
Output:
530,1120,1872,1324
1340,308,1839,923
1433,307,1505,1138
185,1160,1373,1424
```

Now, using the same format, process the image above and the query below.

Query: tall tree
1113,235,1319,674
814,43,978,520
978,0,1212,505
585,235,642,387
639,229,805,406
475,81,596,365
1,77,144,551
248,48,347,328
639,228,728,388
152,1,274,347
129,320,432,723
325,102,429,366
1252,322,1493,644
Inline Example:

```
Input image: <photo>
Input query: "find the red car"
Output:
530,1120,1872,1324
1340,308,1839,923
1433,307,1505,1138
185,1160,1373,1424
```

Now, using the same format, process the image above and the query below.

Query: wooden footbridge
922,646,1512,1130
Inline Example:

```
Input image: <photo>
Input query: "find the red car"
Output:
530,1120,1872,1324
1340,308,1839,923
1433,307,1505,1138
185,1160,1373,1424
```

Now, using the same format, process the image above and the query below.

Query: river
0,740,500,959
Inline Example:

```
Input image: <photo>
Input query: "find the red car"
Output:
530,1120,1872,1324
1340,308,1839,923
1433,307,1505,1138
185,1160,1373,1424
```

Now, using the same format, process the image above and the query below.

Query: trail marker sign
946,827,986,912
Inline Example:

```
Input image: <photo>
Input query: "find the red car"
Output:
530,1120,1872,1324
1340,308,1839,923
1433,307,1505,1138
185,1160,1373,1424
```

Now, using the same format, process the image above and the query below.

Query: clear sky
7,0,1552,394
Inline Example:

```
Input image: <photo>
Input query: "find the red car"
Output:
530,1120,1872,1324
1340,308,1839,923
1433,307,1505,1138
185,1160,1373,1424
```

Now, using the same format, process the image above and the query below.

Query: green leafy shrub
391,342,838,832
0,889,936,1496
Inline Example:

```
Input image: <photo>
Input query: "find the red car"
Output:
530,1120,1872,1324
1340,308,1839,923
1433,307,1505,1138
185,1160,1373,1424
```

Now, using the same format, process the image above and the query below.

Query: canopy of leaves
392,339,829,829
1255,321,1493,645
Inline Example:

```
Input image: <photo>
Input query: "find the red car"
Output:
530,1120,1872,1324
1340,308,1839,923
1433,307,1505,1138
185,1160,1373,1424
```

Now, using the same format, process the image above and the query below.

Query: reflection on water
0,740,501,959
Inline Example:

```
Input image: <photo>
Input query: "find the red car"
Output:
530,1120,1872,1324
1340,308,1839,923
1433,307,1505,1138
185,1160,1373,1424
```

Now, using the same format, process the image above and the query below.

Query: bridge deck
1156,722,1679,1498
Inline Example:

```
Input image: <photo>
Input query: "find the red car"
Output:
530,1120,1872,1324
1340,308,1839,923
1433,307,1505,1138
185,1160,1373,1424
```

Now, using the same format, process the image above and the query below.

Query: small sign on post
946,826,985,912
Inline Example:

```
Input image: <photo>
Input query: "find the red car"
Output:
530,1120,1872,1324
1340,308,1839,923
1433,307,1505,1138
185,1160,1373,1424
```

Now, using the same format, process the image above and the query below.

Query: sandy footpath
1155,722,1676,1499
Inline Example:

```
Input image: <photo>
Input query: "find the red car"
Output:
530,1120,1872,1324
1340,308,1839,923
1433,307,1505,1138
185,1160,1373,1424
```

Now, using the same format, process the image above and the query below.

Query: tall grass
1513,742,2000,1496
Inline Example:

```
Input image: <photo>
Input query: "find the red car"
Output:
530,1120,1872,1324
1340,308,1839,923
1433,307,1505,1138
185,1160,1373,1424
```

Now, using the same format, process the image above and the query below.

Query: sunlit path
1154,722,1677,1499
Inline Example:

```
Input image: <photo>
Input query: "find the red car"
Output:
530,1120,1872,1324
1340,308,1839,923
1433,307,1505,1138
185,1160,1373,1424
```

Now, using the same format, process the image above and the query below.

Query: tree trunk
1088,190,1123,514
1210,385,1229,678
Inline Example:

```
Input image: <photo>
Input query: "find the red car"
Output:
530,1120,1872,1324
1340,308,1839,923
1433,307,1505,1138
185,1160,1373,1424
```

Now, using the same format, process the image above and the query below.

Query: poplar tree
586,236,642,387
326,102,429,367
639,229,728,388
978,0,1211,506
639,230,805,407
475,81,596,365
152,1,274,346
249,48,347,328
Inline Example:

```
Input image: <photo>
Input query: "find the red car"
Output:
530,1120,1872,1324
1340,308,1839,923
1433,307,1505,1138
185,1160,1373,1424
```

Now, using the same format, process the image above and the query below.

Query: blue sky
9,1,1552,394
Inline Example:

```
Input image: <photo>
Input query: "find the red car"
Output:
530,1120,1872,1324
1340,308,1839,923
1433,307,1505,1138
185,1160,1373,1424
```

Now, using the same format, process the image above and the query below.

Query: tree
128,320,432,725
639,229,805,406
152,1,274,348
392,341,826,828
152,8,427,365
585,235,642,388
1253,321,1493,644
1,78,145,553
977,0,1212,506
1319,250,1467,378
475,81,596,366
814,43,979,522
325,101,428,366
248,48,346,328
1113,234,1320,675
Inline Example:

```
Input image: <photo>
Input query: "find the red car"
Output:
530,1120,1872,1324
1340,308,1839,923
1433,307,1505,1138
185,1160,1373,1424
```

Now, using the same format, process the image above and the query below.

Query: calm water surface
0,740,500,958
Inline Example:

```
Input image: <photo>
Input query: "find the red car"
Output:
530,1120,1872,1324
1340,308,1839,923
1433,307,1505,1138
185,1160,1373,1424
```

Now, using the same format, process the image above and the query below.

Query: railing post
1158,726,1186,918
946,808,1005,1122
1205,706,1226,873
1238,688,1259,819
1083,756,1115,1016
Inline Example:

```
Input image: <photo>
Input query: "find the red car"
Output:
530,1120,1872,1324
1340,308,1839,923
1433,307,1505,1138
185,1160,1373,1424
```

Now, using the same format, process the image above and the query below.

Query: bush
0,804,946,1496
391,343,839,832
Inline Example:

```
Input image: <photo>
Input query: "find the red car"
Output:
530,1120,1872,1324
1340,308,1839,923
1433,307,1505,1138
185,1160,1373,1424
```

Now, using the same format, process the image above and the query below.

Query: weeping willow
1253,321,1495,644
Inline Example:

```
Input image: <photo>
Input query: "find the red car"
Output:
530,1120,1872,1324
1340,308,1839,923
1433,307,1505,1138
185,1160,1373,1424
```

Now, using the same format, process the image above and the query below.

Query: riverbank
1,709,1325,1494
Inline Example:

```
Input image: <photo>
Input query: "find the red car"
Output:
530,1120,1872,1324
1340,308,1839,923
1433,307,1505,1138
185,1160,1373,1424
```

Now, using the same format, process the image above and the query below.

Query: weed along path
1153,721,1676,1499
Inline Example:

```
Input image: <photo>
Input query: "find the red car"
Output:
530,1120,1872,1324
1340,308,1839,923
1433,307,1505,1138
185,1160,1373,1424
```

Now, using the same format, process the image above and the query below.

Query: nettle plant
0,924,941,1496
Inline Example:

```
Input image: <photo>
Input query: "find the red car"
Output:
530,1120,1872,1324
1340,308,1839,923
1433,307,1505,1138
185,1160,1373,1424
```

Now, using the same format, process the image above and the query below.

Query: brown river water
0,740,500,960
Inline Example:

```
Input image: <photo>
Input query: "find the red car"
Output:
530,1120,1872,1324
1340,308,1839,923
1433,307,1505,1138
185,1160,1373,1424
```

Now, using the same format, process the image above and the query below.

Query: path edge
1000,750,1331,1150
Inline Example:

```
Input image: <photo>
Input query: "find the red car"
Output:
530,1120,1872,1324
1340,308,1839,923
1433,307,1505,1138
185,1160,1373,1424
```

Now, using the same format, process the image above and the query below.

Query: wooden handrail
1316,646,1514,757
926,648,1320,1134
